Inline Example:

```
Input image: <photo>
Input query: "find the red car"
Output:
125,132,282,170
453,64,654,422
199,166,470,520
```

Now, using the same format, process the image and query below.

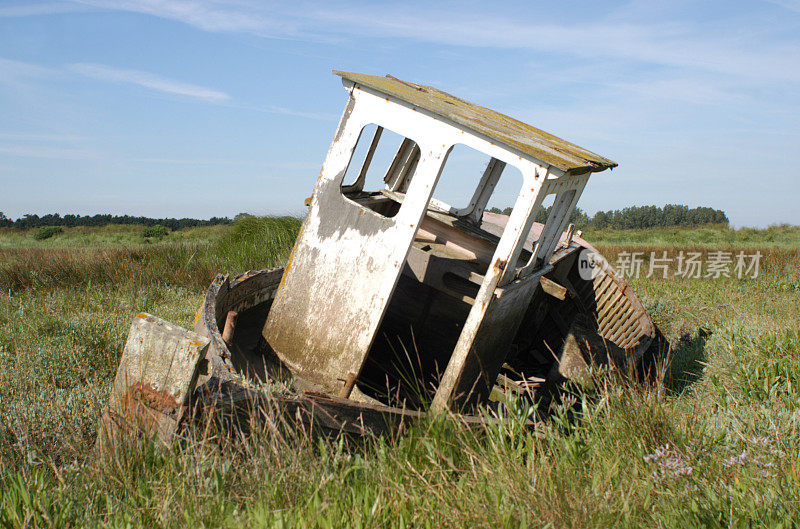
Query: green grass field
1,219,798,527
582,223,800,248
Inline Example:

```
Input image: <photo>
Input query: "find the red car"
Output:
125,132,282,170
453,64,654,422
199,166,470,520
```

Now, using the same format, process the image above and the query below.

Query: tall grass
0,220,798,527
0,224,230,248
0,216,302,293
214,215,301,275
583,223,800,248
0,245,218,293
2,335,798,526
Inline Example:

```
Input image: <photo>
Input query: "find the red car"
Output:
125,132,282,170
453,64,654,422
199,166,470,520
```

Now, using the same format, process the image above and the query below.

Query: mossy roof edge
334,71,617,174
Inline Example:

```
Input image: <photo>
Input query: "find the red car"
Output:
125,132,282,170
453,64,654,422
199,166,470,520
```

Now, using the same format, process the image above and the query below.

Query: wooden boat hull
191,231,656,433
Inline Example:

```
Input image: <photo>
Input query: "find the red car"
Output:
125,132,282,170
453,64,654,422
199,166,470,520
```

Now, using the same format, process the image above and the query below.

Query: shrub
33,226,63,241
142,225,169,239
214,215,301,273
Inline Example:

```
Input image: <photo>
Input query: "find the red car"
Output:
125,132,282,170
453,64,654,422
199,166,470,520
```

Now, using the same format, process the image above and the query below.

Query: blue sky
1,0,798,226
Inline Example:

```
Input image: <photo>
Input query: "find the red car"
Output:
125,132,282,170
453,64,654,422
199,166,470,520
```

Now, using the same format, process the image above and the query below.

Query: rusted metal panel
334,71,617,175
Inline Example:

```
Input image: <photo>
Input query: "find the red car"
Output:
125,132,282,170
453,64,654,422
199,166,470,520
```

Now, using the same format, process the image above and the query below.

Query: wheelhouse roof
335,70,617,175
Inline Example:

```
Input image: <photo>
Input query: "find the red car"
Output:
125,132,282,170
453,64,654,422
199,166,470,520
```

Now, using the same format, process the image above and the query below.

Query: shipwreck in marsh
99,71,656,445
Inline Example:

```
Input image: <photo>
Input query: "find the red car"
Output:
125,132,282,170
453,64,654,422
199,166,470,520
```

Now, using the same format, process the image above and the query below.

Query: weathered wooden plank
431,269,545,410
97,313,209,450
609,308,642,343
539,276,567,300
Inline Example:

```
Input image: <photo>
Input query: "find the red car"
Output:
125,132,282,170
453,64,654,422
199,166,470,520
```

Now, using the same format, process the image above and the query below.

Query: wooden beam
539,276,567,300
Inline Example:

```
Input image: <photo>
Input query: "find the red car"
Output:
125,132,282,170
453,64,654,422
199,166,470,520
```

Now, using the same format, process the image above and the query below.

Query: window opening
431,145,496,217
341,124,419,218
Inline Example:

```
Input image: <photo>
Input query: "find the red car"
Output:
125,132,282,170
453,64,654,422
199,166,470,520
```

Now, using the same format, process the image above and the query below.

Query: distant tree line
0,211,234,230
488,204,729,230
1,204,729,231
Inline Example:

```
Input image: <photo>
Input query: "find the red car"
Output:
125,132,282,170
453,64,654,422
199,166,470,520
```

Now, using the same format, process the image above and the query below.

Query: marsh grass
214,215,301,275
0,245,219,293
0,220,799,527
0,224,230,248
0,215,302,293
583,223,800,248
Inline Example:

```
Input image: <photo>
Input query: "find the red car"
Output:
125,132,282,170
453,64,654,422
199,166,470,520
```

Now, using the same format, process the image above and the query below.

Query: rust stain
124,381,180,415
279,248,297,290
136,312,148,319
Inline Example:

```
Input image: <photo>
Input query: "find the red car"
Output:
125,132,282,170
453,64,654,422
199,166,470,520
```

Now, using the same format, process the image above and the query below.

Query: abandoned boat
100,71,656,442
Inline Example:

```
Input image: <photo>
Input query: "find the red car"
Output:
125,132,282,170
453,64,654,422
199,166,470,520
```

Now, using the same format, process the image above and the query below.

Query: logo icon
577,248,609,281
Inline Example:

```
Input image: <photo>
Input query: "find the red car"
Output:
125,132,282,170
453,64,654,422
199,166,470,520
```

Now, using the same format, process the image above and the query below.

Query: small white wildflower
644,444,694,484
724,436,784,479
681,483,699,497
723,450,748,468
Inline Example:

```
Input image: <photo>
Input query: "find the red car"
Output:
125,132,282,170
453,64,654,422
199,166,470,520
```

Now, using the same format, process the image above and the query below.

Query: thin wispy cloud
0,132,91,142
0,144,102,160
127,156,320,170
230,102,338,122
0,55,332,120
66,61,334,119
311,7,800,84
0,131,98,158
766,0,800,13
73,0,306,36
0,56,53,79
66,1,800,85
68,62,230,101
608,77,747,107
0,2,86,18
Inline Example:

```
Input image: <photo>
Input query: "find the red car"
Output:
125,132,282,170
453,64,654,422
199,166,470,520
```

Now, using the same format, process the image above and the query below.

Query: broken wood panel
431,270,544,410
194,268,284,382
98,313,209,449
538,177,588,265
539,276,567,300
620,320,645,349
608,307,642,344
416,214,498,264
597,293,631,335
404,244,481,303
